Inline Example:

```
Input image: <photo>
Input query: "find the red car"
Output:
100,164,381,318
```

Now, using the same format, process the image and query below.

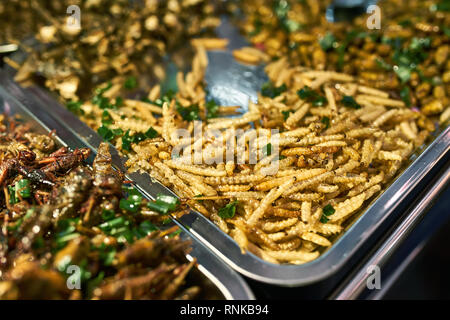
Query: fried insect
0,115,203,300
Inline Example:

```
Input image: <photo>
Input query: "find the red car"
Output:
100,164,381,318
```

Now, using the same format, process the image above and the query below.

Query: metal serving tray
1,8,449,289
0,81,254,300
2,64,449,288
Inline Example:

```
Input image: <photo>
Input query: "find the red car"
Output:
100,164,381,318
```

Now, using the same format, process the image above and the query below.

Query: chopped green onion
261,82,287,98
101,110,113,125
102,250,116,266
145,127,158,139
121,130,133,151
341,96,361,109
8,185,17,204
297,86,328,106
394,66,412,83
206,100,220,119
176,104,200,121
55,233,80,248
15,179,31,199
138,221,158,237
97,126,115,142
101,209,115,221
7,209,34,231
320,204,335,223
99,217,127,231
319,33,336,51
262,143,272,157
321,116,330,129
375,58,392,71
400,86,411,107
66,101,84,115
115,97,124,108
124,76,137,89
119,198,139,213
147,194,180,215
282,110,294,120
168,229,182,238
218,201,238,219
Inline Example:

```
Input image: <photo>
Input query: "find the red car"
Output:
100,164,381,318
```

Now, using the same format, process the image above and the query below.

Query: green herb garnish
319,33,336,51
218,201,238,219
8,185,17,204
124,76,137,89
15,179,31,199
66,101,84,115
92,82,114,109
321,116,330,129
168,229,182,238
101,110,113,125
297,86,328,106
176,104,200,121
97,126,115,141
341,96,361,109
435,0,450,12
249,19,263,36
206,100,220,119
400,86,411,107
282,110,294,120
262,143,272,157
320,204,335,224
147,194,180,215
121,128,158,152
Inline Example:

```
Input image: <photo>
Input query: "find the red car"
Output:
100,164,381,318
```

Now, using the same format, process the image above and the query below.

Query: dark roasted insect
0,125,202,300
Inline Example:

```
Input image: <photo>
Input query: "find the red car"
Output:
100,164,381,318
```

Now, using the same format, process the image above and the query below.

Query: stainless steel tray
0,81,254,300
2,64,449,288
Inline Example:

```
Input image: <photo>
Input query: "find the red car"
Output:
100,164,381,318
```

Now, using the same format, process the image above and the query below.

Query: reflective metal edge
331,164,450,300
2,71,450,287
0,80,254,300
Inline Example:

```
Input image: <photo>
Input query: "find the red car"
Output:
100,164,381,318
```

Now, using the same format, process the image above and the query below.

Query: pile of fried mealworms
1,0,223,100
